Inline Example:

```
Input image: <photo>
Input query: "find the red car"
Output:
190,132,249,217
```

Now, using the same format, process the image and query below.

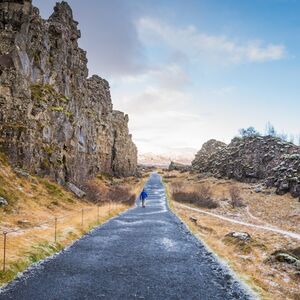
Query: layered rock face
192,136,300,197
0,0,137,186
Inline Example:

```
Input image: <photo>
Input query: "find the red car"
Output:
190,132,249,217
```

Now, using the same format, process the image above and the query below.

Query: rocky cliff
192,136,300,197
0,0,137,186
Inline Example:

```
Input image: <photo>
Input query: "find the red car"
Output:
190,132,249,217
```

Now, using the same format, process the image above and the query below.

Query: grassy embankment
0,152,147,286
162,169,300,300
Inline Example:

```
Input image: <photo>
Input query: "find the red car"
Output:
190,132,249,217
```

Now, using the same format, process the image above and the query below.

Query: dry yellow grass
164,170,300,300
0,153,145,286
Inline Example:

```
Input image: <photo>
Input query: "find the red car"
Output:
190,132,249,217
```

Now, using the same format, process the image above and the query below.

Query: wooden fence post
3,232,7,272
54,217,58,243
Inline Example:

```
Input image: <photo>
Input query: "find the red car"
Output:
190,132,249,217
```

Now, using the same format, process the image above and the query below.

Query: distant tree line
238,121,300,146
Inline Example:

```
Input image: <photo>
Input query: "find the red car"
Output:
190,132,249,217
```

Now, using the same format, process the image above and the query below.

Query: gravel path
0,173,255,300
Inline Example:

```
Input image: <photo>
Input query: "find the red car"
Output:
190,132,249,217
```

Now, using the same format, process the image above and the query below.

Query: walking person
140,189,148,208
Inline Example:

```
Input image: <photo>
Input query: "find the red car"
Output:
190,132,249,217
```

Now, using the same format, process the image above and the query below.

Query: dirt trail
177,203,300,241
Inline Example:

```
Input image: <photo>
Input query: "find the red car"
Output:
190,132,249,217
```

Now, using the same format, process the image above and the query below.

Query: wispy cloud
138,17,286,65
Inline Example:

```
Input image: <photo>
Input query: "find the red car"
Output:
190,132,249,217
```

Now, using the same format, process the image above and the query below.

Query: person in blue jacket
140,189,148,208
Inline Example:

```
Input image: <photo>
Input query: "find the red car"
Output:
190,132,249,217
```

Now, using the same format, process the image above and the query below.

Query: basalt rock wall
192,136,300,197
0,0,137,186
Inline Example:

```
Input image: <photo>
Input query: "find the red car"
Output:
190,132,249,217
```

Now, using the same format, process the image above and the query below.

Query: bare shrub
108,185,136,206
171,182,183,193
229,185,245,208
172,184,218,209
164,174,177,179
84,180,108,203
195,185,212,201
84,180,136,206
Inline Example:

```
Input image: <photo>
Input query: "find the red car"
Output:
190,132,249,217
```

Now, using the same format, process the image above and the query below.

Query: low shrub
170,182,184,193
172,184,219,209
84,180,108,203
229,185,245,208
108,185,136,206
84,180,136,206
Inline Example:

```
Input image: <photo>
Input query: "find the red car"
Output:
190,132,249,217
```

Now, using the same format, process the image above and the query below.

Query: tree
289,134,295,144
265,121,276,136
278,132,288,142
239,126,260,138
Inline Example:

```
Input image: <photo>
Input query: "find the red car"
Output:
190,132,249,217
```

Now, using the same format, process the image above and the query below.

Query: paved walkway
0,173,254,300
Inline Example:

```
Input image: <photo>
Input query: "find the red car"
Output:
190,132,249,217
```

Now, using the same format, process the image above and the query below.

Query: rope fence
1,202,116,272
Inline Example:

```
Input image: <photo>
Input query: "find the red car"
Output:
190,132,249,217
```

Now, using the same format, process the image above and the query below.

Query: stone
189,216,197,223
17,219,31,227
67,182,86,198
225,231,251,242
273,252,298,264
0,196,8,206
14,167,29,177
254,186,263,193
0,1,137,187
269,248,300,270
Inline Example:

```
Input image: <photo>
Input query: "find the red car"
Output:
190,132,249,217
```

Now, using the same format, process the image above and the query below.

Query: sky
34,0,300,154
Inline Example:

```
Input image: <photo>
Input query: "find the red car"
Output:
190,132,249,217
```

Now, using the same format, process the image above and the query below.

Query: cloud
112,62,211,153
81,0,146,76
34,0,147,77
138,17,286,65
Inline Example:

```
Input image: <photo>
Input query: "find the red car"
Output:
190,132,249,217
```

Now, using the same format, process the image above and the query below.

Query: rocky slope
192,136,300,197
0,0,137,187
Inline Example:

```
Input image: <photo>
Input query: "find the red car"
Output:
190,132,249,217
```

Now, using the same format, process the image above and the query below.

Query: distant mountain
138,148,197,166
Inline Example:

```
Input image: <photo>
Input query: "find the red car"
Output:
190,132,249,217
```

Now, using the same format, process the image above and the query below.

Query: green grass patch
50,106,64,112
31,84,69,104
43,180,64,197
0,242,63,286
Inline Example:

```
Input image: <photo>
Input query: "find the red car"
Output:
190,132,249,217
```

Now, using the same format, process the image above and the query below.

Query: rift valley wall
0,0,137,186
192,136,300,197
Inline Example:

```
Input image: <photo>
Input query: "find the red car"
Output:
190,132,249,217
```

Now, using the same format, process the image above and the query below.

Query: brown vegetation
84,178,137,206
163,170,300,300
0,153,144,286
229,185,245,208
171,182,219,209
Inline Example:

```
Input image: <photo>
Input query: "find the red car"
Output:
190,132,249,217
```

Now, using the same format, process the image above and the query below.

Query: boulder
0,196,8,206
67,182,86,198
14,167,29,178
271,249,300,270
225,231,251,242
17,220,31,227
169,161,191,172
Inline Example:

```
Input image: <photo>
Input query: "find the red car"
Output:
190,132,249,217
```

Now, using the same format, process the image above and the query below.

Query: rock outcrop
168,161,191,172
192,136,300,197
192,139,226,173
0,1,137,186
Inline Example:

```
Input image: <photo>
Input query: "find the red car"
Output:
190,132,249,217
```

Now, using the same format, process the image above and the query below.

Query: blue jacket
140,190,148,200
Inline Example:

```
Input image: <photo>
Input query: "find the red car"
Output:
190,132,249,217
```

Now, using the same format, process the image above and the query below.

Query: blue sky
34,0,300,154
